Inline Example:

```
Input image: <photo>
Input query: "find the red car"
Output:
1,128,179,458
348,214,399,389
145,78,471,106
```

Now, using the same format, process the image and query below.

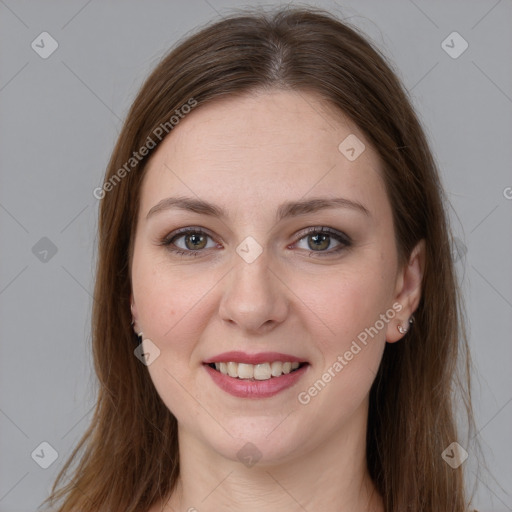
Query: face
130,89,413,465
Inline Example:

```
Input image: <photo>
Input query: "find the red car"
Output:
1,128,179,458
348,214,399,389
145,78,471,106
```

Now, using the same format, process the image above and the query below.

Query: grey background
0,1,511,511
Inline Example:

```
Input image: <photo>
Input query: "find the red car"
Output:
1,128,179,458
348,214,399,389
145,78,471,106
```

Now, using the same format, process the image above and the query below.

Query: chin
191,416,309,467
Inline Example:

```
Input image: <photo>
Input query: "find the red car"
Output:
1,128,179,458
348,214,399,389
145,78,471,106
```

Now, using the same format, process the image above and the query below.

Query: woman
42,6,479,512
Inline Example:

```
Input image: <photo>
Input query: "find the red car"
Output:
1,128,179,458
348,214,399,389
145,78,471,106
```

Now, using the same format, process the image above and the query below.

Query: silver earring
397,317,414,334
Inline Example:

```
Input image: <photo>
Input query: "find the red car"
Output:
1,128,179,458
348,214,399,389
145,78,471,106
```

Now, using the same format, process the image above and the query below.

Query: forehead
139,89,387,220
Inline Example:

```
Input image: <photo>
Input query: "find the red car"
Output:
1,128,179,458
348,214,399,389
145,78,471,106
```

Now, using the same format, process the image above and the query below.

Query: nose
218,249,289,334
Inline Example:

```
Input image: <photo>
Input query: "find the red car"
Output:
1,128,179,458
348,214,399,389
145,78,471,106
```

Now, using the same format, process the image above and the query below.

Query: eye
159,228,218,257
293,226,351,257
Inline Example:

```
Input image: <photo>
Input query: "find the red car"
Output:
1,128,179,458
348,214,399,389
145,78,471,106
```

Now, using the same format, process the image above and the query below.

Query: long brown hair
41,6,479,511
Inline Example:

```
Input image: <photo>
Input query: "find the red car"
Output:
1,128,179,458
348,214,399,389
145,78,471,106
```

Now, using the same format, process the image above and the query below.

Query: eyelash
158,226,352,258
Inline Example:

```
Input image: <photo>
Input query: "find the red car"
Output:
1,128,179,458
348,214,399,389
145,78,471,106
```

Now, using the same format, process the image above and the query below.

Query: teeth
254,363,271,380
212,361,301,380
227,361,238,378
271,361,283,377
237,363,254,379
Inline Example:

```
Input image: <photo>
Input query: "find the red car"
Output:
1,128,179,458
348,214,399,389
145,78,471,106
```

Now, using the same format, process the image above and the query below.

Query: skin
130,89,425,512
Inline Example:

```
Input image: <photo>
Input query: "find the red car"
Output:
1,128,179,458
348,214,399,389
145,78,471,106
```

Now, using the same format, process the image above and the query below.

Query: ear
386,239,426,343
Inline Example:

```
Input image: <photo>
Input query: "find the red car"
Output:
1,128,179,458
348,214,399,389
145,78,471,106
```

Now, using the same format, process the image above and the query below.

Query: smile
208,361,305,380
203,361,310,399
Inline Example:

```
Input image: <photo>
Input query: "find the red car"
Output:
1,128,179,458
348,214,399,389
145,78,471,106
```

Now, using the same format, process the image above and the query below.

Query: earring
397,316,414,334
133,330,143,344
131,315,143,344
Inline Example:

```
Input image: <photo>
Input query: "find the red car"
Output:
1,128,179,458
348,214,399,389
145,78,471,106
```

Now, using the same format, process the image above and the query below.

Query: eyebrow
146,195,370,221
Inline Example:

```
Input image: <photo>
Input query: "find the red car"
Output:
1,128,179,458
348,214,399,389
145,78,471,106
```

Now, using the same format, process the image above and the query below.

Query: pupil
309,233,329,251
187,233,205,250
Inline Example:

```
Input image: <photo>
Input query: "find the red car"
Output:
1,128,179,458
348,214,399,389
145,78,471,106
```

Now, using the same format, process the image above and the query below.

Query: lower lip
203,363,309,399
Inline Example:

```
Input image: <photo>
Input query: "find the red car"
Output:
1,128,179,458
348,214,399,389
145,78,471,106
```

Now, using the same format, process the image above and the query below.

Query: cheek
297,262,393,350
295,273,390,418
131,252,222,383
132,248,196,338
132,258,207,419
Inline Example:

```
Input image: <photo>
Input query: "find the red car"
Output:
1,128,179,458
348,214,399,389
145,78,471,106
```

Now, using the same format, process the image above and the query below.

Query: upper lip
203,351,307,365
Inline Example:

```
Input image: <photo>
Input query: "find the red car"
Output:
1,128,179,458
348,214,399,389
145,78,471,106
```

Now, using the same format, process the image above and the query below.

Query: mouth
203,359,310,399
205,361,309,381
